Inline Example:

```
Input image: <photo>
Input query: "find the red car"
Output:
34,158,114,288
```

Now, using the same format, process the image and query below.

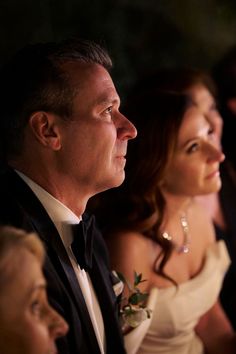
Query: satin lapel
5,169,100,354
89,255,125,354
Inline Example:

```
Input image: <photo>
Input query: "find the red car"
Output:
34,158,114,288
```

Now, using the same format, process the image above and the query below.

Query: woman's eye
187,143,199,154
208,127,214,135
210,103,217,111
208,127,219,142
31,300,43,317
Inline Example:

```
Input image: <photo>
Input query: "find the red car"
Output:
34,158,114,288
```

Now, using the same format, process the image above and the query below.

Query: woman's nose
206,142,225,163
49,307,69,339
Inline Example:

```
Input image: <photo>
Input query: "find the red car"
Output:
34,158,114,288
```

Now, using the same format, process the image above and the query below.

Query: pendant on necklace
178,244,190,254
161,213,191,254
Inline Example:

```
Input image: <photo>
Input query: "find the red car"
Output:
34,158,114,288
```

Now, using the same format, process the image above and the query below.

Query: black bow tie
71,215,95,271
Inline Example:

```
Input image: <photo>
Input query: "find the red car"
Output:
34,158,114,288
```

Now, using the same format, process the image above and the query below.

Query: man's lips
116,153,126,160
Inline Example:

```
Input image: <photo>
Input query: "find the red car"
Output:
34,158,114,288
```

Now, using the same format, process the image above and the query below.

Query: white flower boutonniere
117,271,152,333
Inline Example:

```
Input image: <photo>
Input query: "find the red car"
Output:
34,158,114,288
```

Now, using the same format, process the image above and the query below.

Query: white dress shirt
16,171,106,354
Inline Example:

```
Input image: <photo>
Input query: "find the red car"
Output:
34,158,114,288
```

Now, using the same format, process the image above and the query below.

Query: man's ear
29,112,62,150
227,98,236,115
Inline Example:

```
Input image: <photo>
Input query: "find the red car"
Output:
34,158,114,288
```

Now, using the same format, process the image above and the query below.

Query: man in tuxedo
0,39,137,354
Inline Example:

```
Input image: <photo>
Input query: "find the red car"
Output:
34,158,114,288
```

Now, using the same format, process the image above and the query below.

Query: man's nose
116,112,137,140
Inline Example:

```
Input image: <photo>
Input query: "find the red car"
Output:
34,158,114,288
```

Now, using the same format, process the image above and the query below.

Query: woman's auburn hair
91,89,190,284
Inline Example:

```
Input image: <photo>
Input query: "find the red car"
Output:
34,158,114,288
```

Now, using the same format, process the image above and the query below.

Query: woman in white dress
91,81,236,353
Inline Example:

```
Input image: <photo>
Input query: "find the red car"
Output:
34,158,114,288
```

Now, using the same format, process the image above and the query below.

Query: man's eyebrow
94,96,120,106
92,88,121,106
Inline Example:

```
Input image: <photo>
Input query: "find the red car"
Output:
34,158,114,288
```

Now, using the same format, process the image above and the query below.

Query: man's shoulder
0,172,23,224
0,166,22,196
0,167,45,230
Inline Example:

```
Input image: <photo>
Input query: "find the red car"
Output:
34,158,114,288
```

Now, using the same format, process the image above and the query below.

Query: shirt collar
15,170,81,247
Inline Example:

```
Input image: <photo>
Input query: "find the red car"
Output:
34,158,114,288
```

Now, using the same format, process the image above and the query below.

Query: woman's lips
205,169,220,179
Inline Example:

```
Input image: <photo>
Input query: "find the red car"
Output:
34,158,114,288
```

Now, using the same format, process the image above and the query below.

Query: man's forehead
62,61,110,83
66,62,119,101
64,65,120,115
73,86,120,113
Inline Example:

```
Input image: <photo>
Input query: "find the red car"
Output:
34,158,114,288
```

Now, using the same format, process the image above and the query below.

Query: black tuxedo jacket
0,167,126,354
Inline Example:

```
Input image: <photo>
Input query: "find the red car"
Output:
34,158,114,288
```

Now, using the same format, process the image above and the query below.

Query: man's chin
112,171,125,187
97,173,125,194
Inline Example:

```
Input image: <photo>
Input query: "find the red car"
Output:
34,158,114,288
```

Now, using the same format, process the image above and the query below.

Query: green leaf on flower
134,271,147,286
129,292,148,305
117,269,152,332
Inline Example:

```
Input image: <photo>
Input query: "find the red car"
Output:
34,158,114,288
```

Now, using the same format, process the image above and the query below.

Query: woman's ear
29,112,62,150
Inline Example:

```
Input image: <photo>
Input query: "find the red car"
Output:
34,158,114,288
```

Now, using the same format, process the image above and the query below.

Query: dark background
1,0,236,98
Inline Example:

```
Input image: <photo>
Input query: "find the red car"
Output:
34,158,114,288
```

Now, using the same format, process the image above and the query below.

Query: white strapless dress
125,241,230,354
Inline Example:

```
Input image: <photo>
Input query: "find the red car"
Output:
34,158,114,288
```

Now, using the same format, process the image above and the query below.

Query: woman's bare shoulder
105,230,154,286
106,230,150,255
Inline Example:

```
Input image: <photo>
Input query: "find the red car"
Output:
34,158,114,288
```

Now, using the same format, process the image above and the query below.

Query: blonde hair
0,226,45,288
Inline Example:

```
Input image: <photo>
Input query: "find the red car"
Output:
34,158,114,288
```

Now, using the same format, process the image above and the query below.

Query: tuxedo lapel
4,169,101,354
89,254,126,354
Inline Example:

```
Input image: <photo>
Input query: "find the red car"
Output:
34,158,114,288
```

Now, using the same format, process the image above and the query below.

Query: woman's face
187,84,223,144
0,248,68,354
162,105,225,197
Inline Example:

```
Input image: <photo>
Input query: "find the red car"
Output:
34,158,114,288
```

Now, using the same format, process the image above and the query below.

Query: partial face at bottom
0,248,68,354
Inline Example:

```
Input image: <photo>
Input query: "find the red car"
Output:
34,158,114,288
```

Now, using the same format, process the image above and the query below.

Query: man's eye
105,106,112,114
100,106,113,120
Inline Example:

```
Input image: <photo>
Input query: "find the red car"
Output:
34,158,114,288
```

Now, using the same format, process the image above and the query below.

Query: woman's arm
196,300,236,354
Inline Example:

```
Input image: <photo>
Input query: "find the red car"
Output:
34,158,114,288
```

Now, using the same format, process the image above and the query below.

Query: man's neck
12,165,87,218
